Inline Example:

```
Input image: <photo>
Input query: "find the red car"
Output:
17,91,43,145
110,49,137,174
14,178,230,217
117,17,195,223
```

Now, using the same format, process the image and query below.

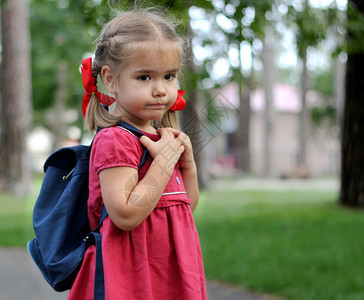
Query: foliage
30,0,104,125
195,187,364,299
285,3,338,58
190,0,273,86
28,1,363,137
310,105,335,127
283,2,342,130
309,68,336,126
311,68,334,98
343,2,364,55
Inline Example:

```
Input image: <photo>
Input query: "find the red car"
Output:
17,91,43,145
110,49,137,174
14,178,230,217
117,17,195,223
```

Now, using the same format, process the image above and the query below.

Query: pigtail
84,94,98,132
84,94,120,132
83,55,120,132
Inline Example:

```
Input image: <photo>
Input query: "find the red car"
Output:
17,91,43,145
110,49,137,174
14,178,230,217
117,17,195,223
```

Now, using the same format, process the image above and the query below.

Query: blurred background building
208,83,339,179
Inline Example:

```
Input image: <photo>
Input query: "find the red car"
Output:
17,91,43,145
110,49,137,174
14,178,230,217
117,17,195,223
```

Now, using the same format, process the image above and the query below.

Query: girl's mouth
149,104,166,109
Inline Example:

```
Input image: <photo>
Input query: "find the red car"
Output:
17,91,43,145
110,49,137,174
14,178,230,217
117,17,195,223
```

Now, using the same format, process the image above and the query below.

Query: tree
222,1,272,173
339,0,364,207
298,0,310,170
262,26,275,177
30,0,101,131
190,1,273,174
285,0,332,171
0,0,32,194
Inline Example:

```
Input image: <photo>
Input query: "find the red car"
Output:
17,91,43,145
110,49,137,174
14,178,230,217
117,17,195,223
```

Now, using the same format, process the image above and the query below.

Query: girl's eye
138,75,150,81
165,74,176,81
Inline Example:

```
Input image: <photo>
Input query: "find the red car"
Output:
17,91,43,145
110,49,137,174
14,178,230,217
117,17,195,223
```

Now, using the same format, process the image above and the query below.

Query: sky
310,0,347,10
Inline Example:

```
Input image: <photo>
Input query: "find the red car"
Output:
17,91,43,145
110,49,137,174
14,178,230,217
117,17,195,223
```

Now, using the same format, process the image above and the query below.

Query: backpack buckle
83,234,95,246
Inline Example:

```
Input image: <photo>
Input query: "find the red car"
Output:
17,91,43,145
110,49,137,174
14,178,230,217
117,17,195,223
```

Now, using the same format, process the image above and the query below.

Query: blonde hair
84,6,187,132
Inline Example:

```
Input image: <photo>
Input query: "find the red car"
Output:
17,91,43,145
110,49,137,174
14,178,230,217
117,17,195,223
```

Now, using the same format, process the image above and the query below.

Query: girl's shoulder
94,126,142,146
91,126,145,172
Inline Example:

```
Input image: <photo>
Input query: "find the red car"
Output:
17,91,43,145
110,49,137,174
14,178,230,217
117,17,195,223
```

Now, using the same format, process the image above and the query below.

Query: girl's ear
101,65,117,94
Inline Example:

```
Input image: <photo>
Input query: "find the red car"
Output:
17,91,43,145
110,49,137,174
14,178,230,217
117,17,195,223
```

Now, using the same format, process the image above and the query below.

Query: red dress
68,127,207,300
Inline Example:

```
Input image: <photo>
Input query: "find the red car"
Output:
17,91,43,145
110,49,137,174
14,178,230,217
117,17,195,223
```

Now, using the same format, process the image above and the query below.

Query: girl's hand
140,128,185,176
100,129,185,231
156,128,199,212
156,128,195,171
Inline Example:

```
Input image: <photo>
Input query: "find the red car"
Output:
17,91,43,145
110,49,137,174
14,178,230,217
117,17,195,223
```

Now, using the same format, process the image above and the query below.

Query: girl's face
103,47,180,131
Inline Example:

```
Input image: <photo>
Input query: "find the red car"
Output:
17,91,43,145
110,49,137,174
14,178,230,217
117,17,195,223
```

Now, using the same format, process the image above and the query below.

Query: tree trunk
0,0,32,195
235,47,251,173
339,0,364,207
297,0,309,171
179,4,207,189
180,89,207,189
47,60,69,151
235,80,250,173
262,27,275,177
334,51,346,135
298,47,308,169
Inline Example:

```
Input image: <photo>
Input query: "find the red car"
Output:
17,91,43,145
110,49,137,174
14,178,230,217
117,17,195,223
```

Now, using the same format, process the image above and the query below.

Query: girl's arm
180,162,199,212
99,129,184,231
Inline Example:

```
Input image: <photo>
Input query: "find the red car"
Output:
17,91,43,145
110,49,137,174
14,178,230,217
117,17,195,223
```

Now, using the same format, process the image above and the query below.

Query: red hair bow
81,57,116,117
170,89,186,111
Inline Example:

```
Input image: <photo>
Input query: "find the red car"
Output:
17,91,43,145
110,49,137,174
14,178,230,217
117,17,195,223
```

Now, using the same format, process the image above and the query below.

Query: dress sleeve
91,127,143,174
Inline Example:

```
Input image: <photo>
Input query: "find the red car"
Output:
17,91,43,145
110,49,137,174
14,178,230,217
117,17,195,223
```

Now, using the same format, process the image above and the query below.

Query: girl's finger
157,128,174,138
139,135,153,149
157,127,180,138
176,132,191,148
178,145,185,156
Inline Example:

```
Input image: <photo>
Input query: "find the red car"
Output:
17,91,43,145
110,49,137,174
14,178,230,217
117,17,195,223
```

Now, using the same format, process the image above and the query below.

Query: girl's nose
152,81,166,98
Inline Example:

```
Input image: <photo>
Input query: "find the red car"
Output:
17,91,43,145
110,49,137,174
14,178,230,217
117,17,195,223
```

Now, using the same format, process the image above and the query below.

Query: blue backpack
27,122,148,299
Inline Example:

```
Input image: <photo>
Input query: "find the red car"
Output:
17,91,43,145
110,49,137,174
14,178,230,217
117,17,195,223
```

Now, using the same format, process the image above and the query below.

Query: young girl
68,7,207,300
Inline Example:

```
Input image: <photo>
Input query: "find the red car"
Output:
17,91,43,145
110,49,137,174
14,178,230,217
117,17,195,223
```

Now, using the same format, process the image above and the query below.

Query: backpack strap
83,206,108,299
91,231,105,299
116,121,149,169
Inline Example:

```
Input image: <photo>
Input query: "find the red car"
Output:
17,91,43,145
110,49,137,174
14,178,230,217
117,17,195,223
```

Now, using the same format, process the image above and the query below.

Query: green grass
194,188,364,300
0,194,34,247
0,177,42,247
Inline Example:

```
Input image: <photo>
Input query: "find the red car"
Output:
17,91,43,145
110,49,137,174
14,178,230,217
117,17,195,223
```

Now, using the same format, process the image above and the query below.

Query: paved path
210,178,339,191
0,248,280,300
